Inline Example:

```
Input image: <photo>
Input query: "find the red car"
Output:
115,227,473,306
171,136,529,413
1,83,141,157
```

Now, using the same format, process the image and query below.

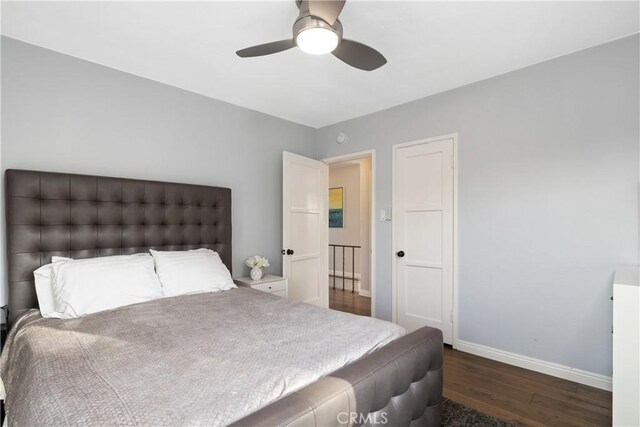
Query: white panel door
283,151,328,307
394,136,454,343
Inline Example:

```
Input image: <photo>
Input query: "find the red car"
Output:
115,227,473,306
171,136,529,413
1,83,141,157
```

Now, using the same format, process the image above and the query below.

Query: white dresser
613,266,640,427
234,275,288,298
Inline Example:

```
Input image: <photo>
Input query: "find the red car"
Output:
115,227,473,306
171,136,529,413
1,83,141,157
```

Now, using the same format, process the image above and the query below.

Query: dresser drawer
252,280,286,293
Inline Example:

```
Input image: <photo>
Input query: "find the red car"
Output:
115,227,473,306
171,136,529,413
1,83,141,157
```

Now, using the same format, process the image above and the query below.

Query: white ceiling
2,1,638,128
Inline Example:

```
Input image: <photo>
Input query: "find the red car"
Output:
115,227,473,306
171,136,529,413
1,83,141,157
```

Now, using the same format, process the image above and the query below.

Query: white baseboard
455,340,612,391
329,270,361,281
329,271,370,296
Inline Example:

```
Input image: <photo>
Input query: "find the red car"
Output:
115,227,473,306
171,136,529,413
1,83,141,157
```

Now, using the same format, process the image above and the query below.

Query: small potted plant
245,255,270,281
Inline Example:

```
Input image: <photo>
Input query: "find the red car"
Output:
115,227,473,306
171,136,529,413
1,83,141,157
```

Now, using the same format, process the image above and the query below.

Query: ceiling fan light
295,27,339,55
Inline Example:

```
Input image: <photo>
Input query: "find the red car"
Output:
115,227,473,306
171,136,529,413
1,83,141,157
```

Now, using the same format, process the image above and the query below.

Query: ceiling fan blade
332,39,387,71
236,39,296,58
307,0,346,25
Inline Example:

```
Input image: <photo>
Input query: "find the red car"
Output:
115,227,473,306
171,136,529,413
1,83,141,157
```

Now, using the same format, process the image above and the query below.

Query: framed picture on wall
329,187,344,228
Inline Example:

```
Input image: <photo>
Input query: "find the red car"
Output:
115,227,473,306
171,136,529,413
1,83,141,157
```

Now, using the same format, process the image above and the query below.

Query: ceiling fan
236,0,387,71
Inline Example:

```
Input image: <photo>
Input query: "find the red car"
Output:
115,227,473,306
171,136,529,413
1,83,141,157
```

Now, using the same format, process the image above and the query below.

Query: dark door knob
396,250,405,258
287,249,294,255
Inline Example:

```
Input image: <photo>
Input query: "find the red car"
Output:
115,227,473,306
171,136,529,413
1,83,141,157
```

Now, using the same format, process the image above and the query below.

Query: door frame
391,133,460,348
322,149,377,318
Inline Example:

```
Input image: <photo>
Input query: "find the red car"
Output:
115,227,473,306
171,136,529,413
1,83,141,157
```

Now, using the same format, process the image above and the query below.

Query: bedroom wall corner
315,34,640,377
0,36,318,302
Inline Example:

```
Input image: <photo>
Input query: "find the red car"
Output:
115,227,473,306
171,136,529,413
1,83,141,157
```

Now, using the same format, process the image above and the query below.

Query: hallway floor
329,287,371,316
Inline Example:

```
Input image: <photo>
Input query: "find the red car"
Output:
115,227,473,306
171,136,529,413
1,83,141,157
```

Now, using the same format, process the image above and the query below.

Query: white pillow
149,248,236,297
51,254,163,319
33,257,71,318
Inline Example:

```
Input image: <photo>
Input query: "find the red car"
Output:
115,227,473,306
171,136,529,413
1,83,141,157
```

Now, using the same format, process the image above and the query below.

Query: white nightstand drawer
252,280,286,293
234,275,288,298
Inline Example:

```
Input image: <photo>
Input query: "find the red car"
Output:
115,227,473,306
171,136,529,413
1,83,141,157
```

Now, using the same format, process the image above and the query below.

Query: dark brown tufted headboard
5,169,232,325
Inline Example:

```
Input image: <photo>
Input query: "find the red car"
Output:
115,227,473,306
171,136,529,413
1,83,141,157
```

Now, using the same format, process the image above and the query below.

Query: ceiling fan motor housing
293,15,343,41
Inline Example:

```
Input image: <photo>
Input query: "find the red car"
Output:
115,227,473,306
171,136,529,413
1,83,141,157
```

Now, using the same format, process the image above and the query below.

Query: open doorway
324,151,375,317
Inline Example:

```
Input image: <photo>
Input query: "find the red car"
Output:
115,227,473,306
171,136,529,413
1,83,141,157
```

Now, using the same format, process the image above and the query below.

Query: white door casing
393,135,455,344
283,151,329,307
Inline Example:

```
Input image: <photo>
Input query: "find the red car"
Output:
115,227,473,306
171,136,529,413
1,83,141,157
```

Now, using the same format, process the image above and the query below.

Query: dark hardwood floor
329,287,612,426
444,346,612,426
329,287,371,316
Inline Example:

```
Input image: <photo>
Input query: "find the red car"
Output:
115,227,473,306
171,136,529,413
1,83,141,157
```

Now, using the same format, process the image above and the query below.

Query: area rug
442,398,517,426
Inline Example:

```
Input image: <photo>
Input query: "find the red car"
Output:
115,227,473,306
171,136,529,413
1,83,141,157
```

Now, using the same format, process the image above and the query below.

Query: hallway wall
328,159,372,294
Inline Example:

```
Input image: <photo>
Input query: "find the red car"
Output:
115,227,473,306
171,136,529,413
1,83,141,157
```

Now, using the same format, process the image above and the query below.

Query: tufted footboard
232,326,443,427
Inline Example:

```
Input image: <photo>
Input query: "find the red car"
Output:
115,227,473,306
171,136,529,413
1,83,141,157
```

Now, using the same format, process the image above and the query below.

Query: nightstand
234,275,288,298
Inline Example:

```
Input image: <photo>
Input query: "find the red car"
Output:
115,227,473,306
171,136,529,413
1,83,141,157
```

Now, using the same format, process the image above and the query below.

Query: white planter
250,267,263,281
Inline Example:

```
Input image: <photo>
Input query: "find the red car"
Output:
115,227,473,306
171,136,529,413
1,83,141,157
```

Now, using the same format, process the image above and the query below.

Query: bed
1,169,443,426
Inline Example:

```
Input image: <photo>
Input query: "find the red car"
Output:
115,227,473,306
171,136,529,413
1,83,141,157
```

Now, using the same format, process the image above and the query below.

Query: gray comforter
0,288,405,426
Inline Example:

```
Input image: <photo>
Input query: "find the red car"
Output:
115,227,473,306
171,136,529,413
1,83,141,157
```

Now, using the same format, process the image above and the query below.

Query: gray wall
317,35,639,376
2,34,638,377
0,37,317,305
